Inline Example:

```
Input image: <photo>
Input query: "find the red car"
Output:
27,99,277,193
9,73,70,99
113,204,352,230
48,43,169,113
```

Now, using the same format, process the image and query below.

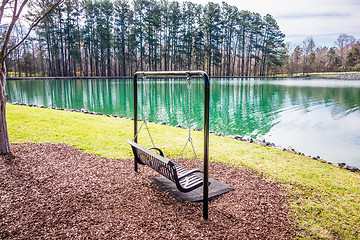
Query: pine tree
114,0,131,76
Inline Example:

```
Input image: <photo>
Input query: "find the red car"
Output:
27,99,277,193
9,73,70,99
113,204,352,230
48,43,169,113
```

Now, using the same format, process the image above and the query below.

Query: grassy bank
7,104,360,239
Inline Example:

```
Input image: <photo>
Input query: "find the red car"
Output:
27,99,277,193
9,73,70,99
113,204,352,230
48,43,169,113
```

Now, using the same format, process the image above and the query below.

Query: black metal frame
132,71,210,220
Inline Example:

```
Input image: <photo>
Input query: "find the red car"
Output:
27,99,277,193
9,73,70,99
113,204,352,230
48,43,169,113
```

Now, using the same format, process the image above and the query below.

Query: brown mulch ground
0,143,298,239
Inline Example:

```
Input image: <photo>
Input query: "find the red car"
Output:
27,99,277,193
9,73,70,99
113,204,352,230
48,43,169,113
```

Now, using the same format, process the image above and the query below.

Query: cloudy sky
178,0,360,48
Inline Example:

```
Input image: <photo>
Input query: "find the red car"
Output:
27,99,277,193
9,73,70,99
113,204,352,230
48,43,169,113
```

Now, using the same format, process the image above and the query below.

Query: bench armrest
178,169,202,180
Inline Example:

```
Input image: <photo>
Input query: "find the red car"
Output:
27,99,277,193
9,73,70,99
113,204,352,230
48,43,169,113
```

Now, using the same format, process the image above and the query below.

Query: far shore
7,71,360,80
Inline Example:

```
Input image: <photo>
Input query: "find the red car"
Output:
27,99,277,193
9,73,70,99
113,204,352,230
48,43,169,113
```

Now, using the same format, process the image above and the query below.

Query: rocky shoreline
9,102,360,173
306,72,360,80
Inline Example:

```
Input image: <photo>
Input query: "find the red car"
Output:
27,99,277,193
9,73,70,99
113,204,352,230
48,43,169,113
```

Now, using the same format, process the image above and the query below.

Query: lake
6,77,360,168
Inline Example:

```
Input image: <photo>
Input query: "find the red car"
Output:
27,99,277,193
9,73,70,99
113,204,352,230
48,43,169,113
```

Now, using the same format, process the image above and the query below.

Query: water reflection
6,78,360,167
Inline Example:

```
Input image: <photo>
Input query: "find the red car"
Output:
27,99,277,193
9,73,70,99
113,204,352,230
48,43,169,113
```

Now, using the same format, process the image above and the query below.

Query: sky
177,0,360,48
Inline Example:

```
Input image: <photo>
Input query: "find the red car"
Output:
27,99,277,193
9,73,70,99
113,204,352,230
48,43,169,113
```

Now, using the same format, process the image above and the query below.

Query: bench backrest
127,140,176,182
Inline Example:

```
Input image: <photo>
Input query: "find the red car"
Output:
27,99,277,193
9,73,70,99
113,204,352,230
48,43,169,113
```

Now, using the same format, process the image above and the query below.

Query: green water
6,77,360,168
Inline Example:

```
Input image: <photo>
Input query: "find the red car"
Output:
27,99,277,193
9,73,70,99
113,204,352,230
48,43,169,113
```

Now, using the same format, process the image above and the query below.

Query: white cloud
176,0,360,47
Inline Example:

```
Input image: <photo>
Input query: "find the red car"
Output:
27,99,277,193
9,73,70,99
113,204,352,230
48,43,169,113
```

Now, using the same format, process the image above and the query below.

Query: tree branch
0,0,11,25
2,0,65,60
0,0,25,60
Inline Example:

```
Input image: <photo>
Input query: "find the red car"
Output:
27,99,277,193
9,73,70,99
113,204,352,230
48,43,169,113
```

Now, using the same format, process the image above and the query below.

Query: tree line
5,0,286,77
283,34,360,74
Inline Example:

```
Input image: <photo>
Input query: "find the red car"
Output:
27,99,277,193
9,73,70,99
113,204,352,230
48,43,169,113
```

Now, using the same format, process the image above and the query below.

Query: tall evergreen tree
221,3,238,76
168,1,181,70
114,0,130,76
95,0,113,76
202,2,222,76
180,2,197,70
133,0,149,71
82,0,97,76
259,14,285,76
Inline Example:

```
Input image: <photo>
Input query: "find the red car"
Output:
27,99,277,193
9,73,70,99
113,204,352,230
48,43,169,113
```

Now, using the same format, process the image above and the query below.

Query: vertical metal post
202,72,210,220
133,74,138,172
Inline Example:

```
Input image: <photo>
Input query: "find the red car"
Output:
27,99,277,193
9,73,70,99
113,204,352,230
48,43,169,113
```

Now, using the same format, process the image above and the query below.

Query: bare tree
0,0,64,154
335,33,356,51
335,33,356,66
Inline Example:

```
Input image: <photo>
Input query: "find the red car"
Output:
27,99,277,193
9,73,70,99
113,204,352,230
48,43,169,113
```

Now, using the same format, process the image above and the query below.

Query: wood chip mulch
1,143,299,239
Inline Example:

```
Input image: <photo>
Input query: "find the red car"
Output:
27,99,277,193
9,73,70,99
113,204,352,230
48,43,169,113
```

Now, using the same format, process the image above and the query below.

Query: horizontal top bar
134,71,208,78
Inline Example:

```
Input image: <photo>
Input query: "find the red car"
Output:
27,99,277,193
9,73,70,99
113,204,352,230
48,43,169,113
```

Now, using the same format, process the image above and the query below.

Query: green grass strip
7,103,360,239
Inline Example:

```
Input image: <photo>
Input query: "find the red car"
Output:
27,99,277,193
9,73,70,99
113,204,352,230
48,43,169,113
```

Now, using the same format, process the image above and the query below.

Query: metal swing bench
128,71,210,219
127,140,204,192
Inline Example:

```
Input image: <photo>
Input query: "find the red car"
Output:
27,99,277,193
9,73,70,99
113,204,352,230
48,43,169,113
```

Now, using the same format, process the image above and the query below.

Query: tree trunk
227,33,232,76
140,29,143,71
241,38,245,76
73,59,77,77
17,49,21,77
121,28,126,76
0,62,10,154
231,34,239,76
46,30,54,77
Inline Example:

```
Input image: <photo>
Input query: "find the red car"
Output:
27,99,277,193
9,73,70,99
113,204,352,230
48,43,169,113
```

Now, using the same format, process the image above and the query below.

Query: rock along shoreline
9,102,360,173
